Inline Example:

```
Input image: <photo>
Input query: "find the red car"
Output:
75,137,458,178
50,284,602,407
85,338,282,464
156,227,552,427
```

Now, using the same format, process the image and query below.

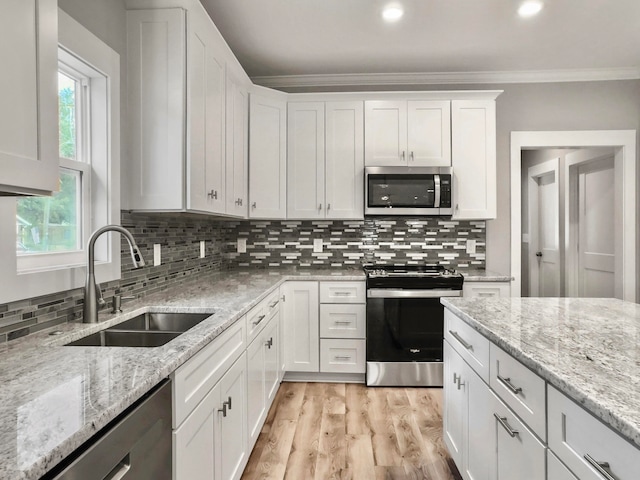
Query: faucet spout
84,225,145,323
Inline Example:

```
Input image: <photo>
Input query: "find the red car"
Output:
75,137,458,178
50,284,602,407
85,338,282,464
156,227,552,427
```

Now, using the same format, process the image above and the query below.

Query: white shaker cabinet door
443,340,466,468
451,100,497,220
249,93,287,219
0,0,58,195
287,102,325,219
282,281,320,372
246,330,266,448
187,8,226,214
325,101,364,219
225,71,248,217
364,100,407,166
407,100,451,166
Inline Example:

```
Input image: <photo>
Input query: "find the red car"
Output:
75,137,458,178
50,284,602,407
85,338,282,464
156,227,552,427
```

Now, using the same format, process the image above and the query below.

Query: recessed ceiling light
382,4,404,22
518,0,543,18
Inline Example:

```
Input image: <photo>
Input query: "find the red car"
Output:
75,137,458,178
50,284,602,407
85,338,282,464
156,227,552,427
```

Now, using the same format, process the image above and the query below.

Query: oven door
366,288,461,386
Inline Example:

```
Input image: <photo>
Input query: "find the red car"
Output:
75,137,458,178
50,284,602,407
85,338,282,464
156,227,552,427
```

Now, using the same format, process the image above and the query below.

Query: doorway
510,131,636,301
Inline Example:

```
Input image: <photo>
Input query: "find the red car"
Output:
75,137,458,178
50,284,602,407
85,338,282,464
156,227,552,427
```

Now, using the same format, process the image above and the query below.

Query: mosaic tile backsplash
0,213,484,342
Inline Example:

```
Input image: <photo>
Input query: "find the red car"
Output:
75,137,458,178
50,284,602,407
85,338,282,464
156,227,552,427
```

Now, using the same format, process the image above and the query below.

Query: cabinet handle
334,291,351,296
457,376,465,390
327,203,331,211
334,320,352,325
453,373,460,384
252,202,257,209
281,294,286,302
208,190,218,199
269,300,279,308
265,337,273,349
494,414,519,438
252,314,266,326
497,374,523,395
449,330,474,351
334,355,352,360
239,198,243,206
584,454,619,480
410,151,414,162
235,198,242,206
318,203,322,210
224,396,232,411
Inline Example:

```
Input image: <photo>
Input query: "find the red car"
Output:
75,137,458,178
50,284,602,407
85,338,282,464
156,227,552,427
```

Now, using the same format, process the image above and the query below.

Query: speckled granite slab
442,297,640,450
0,268,364,480
461,269,513,282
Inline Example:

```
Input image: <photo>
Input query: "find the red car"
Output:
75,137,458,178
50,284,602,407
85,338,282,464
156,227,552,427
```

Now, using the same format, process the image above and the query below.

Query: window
0,9,121,303
16,59,92,271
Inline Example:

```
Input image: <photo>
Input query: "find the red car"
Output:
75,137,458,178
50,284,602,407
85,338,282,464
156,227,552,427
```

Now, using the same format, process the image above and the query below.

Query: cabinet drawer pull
449,330,473,351
584,454,619,480
333,291,352,296
497,374,523,395
219,397,232,417
252,314,266,326
265,337,273,349
207,190,218,199
334,320,352,325
334,355,352,360
494,414,519,438
269,300,279,308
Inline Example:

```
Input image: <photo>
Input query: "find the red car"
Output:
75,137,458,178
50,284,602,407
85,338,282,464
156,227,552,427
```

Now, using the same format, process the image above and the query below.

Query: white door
577,157,616,297
528,159,560,297
364,100,407,166
287,102,325,219
282,282,319,373
248,93,287,218
407,100,451,166
325,101,364,219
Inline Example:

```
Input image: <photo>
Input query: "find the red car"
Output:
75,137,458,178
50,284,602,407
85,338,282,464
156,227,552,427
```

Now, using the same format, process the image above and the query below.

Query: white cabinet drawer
490,343,546,441
246,289,280,344
172,319,245,428
548,385,640,480
492,391,546,480
463,281,510,298
319,281,365,303
444,310,490,381
548,450,578,480
320,304,366,338
320,339,365,373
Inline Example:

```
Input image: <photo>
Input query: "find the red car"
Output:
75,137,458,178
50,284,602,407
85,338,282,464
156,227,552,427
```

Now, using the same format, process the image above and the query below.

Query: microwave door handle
434,174,441,208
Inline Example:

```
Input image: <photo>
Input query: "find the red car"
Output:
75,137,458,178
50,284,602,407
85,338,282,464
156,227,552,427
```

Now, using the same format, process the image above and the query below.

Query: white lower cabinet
462,281,511,298
548,385,640,480
174,353,247,480
282,281,320,372
319,339,365,374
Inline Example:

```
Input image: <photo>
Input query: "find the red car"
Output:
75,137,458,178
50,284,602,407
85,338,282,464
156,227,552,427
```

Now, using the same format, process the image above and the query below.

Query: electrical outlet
466,239,476,254
200,240,206,258
237,238,247,253
153,244,161,266
313,238,323,253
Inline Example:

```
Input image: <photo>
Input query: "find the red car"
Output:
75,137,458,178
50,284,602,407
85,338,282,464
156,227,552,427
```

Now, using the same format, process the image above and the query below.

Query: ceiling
199,0,640,87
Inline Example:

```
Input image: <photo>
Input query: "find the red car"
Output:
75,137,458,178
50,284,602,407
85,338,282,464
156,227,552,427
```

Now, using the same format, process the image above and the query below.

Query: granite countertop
0,268,364,480
442,297,640,449
460,269,513,282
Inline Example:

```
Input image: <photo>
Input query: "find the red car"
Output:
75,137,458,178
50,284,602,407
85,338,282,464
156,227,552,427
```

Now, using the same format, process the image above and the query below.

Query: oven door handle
367,289,462,298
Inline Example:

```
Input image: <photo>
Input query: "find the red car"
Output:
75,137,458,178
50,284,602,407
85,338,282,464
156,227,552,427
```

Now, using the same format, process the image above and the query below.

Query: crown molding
251,67,640,89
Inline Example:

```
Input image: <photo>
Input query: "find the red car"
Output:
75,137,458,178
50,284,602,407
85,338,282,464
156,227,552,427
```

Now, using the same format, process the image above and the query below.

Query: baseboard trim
283,371,365,384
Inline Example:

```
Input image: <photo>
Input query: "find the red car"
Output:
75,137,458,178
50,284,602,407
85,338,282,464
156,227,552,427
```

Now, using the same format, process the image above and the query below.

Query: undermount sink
65,312,213,347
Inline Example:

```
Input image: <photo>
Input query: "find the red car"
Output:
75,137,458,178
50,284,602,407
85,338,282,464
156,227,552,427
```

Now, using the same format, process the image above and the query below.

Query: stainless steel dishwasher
46,379,172,480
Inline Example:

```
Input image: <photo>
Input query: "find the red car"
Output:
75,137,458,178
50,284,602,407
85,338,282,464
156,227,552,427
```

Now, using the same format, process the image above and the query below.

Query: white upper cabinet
186,6,226,214
287,102,325,219
287,100,364,220
451,99,497,219
0,0,58,195
325,101,364,219
225,70,248,217
126,0,251,217
364,100,451,167
249,91,287,219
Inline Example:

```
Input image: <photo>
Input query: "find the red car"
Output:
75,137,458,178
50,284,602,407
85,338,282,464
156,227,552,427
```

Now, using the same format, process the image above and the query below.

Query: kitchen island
442,297,640,480
0,268,363,480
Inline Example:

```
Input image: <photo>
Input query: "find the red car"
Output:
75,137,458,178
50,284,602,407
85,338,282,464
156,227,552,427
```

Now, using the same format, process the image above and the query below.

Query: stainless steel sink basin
65,312,212,347
66,330,182,347
109,312,212,333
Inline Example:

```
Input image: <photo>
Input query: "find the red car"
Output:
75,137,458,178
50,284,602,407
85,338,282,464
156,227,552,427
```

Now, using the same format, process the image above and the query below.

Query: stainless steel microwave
364,166,453,215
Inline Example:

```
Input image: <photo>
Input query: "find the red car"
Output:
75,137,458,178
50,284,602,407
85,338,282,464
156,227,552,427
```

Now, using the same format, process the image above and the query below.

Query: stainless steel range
364,265,463,387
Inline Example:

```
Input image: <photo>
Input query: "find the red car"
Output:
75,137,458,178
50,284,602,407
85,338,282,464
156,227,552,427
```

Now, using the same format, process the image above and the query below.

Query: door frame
510,130,636,301
527,158,560,297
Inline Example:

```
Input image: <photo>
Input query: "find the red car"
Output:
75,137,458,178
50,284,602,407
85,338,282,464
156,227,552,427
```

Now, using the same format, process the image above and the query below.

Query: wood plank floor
241,382,463,480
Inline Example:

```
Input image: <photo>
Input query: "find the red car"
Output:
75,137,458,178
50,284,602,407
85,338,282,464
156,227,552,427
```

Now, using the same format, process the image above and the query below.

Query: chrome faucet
83,225,146,323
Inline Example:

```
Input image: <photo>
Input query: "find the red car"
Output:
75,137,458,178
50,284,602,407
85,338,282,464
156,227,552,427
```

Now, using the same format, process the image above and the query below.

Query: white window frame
0,9,121,303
